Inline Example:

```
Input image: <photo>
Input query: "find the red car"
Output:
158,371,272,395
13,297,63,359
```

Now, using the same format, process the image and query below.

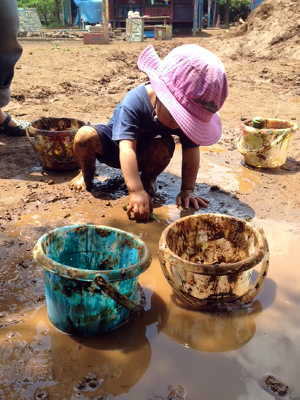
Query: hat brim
138,46,222,146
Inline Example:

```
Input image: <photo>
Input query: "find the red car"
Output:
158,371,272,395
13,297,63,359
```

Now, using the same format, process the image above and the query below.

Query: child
70,44,228,221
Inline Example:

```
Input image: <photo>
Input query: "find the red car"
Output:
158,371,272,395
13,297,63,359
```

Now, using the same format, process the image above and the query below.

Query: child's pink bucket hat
138,44,228,146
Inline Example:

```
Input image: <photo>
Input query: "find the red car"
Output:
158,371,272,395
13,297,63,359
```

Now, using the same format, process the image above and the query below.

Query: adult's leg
138,135,175,196
70,126,103,191
0,0,26,133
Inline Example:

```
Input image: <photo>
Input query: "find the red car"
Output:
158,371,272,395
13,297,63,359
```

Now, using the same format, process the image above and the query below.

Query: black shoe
0,113,29,136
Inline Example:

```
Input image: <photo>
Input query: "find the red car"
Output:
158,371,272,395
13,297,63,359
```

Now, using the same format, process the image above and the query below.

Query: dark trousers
0,0,23,107
93,131,175,195
97,131,175,183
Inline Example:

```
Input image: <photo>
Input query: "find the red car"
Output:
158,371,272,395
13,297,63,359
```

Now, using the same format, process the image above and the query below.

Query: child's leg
70,126,103,191
138,135,175,196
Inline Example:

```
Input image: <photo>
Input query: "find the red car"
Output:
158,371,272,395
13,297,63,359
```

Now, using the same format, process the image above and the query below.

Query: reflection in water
160,297,261,352
0,291,166,400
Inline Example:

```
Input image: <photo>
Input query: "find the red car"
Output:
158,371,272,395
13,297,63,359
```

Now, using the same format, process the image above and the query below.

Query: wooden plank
83,33,109,45
101,0,110,42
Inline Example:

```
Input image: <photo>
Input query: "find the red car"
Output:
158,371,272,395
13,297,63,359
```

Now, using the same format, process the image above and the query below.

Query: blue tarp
73,0,102,24
251,0,264,9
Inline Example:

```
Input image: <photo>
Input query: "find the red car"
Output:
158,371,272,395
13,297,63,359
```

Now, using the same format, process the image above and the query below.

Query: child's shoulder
122,84,147,102
120,84,150,113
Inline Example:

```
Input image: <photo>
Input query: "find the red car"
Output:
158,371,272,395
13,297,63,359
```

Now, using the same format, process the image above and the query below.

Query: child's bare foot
69,172,93,192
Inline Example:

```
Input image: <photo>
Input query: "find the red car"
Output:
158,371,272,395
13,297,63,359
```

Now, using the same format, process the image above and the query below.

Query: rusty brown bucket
26,117,85,171
158,214,269,309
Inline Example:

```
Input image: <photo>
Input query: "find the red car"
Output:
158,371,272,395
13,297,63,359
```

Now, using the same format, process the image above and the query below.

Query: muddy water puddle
1,194,300,400
0,150,297,400
165,145,260,195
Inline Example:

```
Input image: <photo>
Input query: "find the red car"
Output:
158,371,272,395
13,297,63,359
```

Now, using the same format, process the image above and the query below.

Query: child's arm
119,139,152,220
177,147,209,209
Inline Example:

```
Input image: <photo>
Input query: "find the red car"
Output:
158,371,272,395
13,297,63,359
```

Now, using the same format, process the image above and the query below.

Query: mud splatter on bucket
33,224,151,336
26,117,85,171
237,118,298,168
158,214,269,309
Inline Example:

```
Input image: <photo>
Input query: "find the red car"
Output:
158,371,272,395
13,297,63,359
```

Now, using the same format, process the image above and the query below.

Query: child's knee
139,136,174,174
153,135,175,160
74,126,98,149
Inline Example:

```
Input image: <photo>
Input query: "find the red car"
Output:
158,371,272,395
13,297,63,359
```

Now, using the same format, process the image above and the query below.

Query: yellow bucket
237,118,298,168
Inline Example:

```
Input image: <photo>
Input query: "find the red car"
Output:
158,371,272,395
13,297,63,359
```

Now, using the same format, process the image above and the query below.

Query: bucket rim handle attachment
236,228,269,304
93,275,143,314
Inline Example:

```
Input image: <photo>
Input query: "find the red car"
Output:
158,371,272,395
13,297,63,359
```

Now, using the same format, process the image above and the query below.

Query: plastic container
144,30,154,38
26,117,85,171
158,214,269,309
237,118,298,168
33,224,151,336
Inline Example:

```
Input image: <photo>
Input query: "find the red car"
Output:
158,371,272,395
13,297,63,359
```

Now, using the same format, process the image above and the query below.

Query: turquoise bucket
33,224,151,336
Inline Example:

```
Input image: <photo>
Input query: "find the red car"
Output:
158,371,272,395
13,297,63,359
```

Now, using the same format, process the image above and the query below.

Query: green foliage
217,0,251,8
17,0,61,25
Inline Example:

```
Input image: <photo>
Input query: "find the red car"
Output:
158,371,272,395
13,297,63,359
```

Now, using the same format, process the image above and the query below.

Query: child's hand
127,190,153,221
176,190,209,210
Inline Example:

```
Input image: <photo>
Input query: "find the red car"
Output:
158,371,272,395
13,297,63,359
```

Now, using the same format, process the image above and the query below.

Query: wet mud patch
74,373,103,393
261,375,290,398
156,173,255,221
148,384,187,400
34,388,49,400
89,165,255,220
0,319,53,400
92,170,127,200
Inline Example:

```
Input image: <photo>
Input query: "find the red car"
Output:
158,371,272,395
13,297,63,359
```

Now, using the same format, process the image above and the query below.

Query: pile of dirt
229,0,300,60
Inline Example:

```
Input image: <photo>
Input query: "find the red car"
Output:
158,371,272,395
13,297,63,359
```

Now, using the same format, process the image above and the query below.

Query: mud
1,197,300,399
30,117,85,132
0,36,299,399
262,375,289,398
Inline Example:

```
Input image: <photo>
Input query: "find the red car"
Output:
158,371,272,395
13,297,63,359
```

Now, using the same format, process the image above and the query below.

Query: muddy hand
176,190,209,210
126,190,153,221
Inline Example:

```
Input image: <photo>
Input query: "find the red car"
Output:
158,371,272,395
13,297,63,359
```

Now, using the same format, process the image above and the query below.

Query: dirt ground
0,32,300,400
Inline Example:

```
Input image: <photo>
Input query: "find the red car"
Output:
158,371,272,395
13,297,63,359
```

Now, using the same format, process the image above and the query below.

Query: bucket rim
33,224,151,282
27,117,86,136
158,213,267,275
242,118,298,134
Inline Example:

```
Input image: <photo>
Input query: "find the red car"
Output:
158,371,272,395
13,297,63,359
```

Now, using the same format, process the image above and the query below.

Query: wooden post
102,0,109,41
193,0,203,35
193,0,198,36
207,0,211,28
225,0,230,28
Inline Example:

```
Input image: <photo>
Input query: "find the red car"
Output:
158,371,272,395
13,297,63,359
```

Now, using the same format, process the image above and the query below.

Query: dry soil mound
231,0,300,60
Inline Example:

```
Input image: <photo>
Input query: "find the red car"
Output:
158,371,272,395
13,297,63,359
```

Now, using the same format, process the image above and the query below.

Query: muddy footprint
34,388,49,400
262,375,289,398
74,373,103,392
167,384,187,400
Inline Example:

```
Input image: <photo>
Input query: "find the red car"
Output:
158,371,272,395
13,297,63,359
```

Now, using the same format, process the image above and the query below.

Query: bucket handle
159,228,269,309
93,275,143,314
26,126,35,146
